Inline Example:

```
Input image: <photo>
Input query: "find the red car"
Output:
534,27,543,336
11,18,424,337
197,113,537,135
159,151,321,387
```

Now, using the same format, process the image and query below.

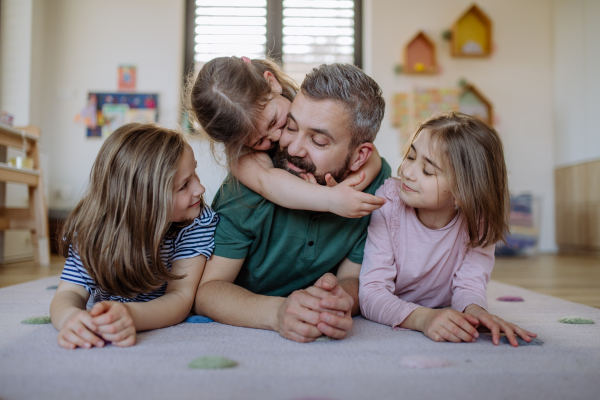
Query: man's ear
263,71,282,94
348,143,374,172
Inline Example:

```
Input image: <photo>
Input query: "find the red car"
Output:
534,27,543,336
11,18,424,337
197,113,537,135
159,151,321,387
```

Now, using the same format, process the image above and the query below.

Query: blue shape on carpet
185,315,214,323
46,285,58,290
479,333,543,346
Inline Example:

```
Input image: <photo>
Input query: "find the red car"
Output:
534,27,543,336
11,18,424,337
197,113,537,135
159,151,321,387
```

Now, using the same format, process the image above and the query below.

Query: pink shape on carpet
496,295,524,302
400,355,452,369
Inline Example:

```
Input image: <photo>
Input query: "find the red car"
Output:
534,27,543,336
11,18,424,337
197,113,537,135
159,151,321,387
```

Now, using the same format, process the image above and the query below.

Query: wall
365,0,557,252
553,0,600,167
37,0,185,210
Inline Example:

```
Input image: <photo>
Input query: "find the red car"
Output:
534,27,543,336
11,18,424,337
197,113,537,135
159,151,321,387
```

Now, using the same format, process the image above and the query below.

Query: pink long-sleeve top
359,178,495,330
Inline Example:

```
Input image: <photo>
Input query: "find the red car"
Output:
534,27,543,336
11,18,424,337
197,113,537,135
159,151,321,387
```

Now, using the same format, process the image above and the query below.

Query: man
193,63,391,342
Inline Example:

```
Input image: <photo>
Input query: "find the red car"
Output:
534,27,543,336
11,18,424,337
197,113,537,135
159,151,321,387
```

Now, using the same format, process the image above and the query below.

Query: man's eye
312,139,326,148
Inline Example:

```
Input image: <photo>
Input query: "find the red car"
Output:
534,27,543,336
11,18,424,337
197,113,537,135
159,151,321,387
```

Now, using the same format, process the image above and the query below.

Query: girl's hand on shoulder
323,172,386,218
58,309,105,350
420,308,480,343
464,304,537,347
90,301,136,347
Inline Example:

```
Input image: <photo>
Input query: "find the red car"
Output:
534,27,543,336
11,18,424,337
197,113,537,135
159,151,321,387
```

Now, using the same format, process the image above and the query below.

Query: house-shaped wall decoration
451,4,492,57
403,31,438,74
459,84,493,125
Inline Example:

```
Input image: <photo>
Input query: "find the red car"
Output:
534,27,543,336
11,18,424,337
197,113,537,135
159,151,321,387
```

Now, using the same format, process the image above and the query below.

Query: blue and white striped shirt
60,207,219,303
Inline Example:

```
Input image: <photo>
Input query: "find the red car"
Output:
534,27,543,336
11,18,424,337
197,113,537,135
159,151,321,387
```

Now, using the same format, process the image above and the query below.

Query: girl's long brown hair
399,112,509,248
186,56,298,170
60,123,188,297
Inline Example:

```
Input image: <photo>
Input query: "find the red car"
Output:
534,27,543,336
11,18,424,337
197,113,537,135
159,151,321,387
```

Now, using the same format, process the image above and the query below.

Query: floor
1,253,599,309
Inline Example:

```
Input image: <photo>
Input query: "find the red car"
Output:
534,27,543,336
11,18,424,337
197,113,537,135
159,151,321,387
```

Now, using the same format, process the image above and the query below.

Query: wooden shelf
451,4,493,58
0,124,49,266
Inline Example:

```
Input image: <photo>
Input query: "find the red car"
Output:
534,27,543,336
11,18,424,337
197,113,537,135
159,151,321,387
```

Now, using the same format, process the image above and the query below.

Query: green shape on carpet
314,336,334,342
22,316,51,324
188,356,238,369
558,316,594,324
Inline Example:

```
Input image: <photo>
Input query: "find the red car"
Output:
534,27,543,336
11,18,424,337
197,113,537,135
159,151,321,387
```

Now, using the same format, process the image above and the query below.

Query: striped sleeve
59,245,97,294
173,206,219,261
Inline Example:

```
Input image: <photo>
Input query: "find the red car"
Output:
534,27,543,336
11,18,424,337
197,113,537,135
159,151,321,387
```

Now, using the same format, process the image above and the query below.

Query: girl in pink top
359,113,537,347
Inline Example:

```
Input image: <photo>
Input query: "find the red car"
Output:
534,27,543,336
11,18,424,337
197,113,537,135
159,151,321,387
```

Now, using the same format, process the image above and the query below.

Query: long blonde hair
399,112,509,248
60,123,192,297
186,56,298,170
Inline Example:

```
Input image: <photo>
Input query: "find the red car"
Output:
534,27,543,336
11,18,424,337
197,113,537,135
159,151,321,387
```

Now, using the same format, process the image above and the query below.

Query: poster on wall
85,92,158,138
118,65,137,91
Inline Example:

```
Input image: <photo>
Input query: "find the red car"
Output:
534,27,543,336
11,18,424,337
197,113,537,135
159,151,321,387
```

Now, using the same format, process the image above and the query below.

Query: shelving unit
403,31,438,74
0,124,50,266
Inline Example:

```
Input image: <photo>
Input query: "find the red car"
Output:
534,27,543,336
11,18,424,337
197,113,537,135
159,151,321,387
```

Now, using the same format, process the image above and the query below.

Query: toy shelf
0,124,50,266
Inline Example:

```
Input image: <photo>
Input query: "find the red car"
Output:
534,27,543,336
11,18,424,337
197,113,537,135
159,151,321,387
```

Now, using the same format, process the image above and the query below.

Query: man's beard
272,146,352,185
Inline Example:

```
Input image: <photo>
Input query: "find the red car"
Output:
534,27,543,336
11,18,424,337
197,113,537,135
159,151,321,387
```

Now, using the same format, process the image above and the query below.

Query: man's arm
194,255,342,342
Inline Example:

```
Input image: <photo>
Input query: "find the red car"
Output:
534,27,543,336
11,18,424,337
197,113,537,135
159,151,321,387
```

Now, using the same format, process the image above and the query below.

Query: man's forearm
194,280,284,331
338,277,360,316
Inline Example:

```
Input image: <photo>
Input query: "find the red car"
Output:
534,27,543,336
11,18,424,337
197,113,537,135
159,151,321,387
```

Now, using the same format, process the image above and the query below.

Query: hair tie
241,56,251,64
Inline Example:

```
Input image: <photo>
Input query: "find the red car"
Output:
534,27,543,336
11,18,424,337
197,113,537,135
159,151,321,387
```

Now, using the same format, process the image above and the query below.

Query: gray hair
300,63,385,149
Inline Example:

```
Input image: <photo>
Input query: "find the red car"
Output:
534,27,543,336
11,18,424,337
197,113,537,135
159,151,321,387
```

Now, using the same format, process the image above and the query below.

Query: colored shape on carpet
46,285,58,290
188,356,237,369
185,315,214,323
399,355,452,369
479,333,543,346
558,317,594,324
314,336,334,342
499,336,544,346
22,316,52,324
496,295,524,302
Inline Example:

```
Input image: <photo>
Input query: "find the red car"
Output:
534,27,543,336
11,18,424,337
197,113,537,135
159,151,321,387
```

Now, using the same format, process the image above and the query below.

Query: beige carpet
1,275,599,400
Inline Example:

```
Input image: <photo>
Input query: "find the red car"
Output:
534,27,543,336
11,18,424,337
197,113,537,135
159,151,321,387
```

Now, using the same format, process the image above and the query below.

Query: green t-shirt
211,158,391,297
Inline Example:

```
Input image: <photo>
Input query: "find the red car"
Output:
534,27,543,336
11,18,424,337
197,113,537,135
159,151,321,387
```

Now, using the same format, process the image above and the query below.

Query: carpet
1,276,599,400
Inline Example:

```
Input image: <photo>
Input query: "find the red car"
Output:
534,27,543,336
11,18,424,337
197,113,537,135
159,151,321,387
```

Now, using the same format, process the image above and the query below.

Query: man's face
273,91,353,185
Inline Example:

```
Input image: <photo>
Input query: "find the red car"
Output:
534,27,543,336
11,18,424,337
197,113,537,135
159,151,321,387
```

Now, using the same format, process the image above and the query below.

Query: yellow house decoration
451,4,492,57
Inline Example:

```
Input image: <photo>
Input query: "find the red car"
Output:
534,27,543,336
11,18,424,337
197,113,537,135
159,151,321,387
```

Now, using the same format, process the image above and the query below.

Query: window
184,0,362,83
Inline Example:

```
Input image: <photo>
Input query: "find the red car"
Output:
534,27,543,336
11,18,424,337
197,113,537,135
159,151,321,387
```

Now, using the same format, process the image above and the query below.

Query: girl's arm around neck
233,149,385,218
120,255,207,331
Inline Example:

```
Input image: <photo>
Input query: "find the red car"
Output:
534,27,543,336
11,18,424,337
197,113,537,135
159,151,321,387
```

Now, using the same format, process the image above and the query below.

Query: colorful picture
392,88,459,145
118,65,137,91
85,93,158,138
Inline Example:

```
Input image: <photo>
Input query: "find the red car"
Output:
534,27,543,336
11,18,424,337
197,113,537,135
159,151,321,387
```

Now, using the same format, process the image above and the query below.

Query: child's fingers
57,336,77,350
449,314,479,339
92,305,126,326
345,171,365,188
306,173,317,185
95,315,133,335
358,194,387,207
111,334,136,348
502,324,519,347
100,325,136,343
463,313,481,328
325,173,338,187
490,322,501,345
438,326,462,343
90,302,111,317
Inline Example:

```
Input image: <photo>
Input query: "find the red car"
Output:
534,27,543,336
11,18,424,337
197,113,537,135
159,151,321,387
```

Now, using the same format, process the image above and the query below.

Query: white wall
553,0,600,167
365,0,557,252
37,0,186,209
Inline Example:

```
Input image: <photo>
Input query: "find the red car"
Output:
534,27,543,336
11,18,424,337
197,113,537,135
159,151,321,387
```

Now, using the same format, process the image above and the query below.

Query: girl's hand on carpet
464,305,537,347
417,308,480,343
90,302,136,347
57,309,105,350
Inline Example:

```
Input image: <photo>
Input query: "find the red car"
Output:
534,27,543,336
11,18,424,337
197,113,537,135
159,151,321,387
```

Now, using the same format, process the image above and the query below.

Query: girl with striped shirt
50,123,218,349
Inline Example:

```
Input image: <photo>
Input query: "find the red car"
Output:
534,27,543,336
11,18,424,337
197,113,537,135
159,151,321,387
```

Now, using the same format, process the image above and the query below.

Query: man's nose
287,135,307,158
